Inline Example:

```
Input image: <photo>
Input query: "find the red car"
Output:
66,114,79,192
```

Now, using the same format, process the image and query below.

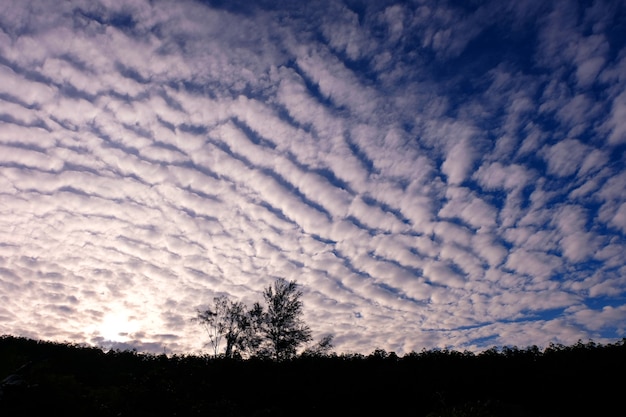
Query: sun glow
98,311,140,342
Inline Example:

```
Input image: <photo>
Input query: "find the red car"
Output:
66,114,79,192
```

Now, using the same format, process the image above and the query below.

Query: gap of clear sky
0,0,625,355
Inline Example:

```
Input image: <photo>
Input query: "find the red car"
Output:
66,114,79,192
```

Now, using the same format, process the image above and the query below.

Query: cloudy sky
1,0,625,356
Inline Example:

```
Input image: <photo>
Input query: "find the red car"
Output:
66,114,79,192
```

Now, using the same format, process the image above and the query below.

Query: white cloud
560,232,598,263
295,48,379,119
605,91,626,145
598,171,626,201
472,232,507,268
0,0,624,356
572,305,626,332
320,3,372,61
610,203,626,234
578,148,609,176
439,186,497,230
574,34,608,88
505,249,562,281
542,139,589,177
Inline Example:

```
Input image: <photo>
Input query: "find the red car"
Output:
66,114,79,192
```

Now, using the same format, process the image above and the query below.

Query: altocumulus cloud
1,0,625,355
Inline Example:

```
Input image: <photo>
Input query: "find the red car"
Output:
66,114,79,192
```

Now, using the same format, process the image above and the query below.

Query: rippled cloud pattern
1,0,625,354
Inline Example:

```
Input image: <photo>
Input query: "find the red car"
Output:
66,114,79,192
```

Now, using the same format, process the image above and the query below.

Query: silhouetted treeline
1,335,624,417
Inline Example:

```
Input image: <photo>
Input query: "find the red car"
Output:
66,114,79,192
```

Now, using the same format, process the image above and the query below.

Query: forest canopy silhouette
0,335,624,416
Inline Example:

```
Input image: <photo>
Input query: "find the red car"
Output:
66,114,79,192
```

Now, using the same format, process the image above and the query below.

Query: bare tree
194,296,250,358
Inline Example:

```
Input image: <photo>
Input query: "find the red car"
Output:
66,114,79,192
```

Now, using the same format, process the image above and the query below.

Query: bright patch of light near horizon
97,312,139,342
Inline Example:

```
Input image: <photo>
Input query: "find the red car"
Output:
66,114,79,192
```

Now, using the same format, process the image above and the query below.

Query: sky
1,0,625,356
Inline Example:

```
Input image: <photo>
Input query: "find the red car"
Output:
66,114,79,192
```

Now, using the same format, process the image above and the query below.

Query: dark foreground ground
1,335,624,417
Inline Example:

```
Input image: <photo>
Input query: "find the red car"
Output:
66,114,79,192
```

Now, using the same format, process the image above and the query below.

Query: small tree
259,279,312,361
243,301,265,354
302,334,335,357
194,296,250,358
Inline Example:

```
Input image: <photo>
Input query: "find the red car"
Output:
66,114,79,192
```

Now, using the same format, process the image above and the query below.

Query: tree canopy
259,279,313,361
193,296,256,358
1,335,624,416
195,279,322,360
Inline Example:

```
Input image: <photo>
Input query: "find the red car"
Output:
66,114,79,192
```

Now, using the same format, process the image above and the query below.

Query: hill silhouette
1,335,624,416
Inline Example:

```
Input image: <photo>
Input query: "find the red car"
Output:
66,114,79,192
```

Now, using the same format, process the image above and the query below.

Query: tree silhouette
258,279,312,361
302,334,334,357
195,280,329,360
194,296,251,358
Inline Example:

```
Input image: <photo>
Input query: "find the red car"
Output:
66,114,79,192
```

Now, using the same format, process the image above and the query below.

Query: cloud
423,119,480,186
572,304,626,333
609,203,626,234
505,249,562,282
439,186,497,230
605,91,626,145
0,0,625,356
542,139,589,178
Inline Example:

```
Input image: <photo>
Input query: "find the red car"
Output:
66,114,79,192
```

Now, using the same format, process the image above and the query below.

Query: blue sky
0,0,625,355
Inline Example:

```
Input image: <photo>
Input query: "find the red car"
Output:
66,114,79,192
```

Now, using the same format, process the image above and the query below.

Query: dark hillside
1,336,624,417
